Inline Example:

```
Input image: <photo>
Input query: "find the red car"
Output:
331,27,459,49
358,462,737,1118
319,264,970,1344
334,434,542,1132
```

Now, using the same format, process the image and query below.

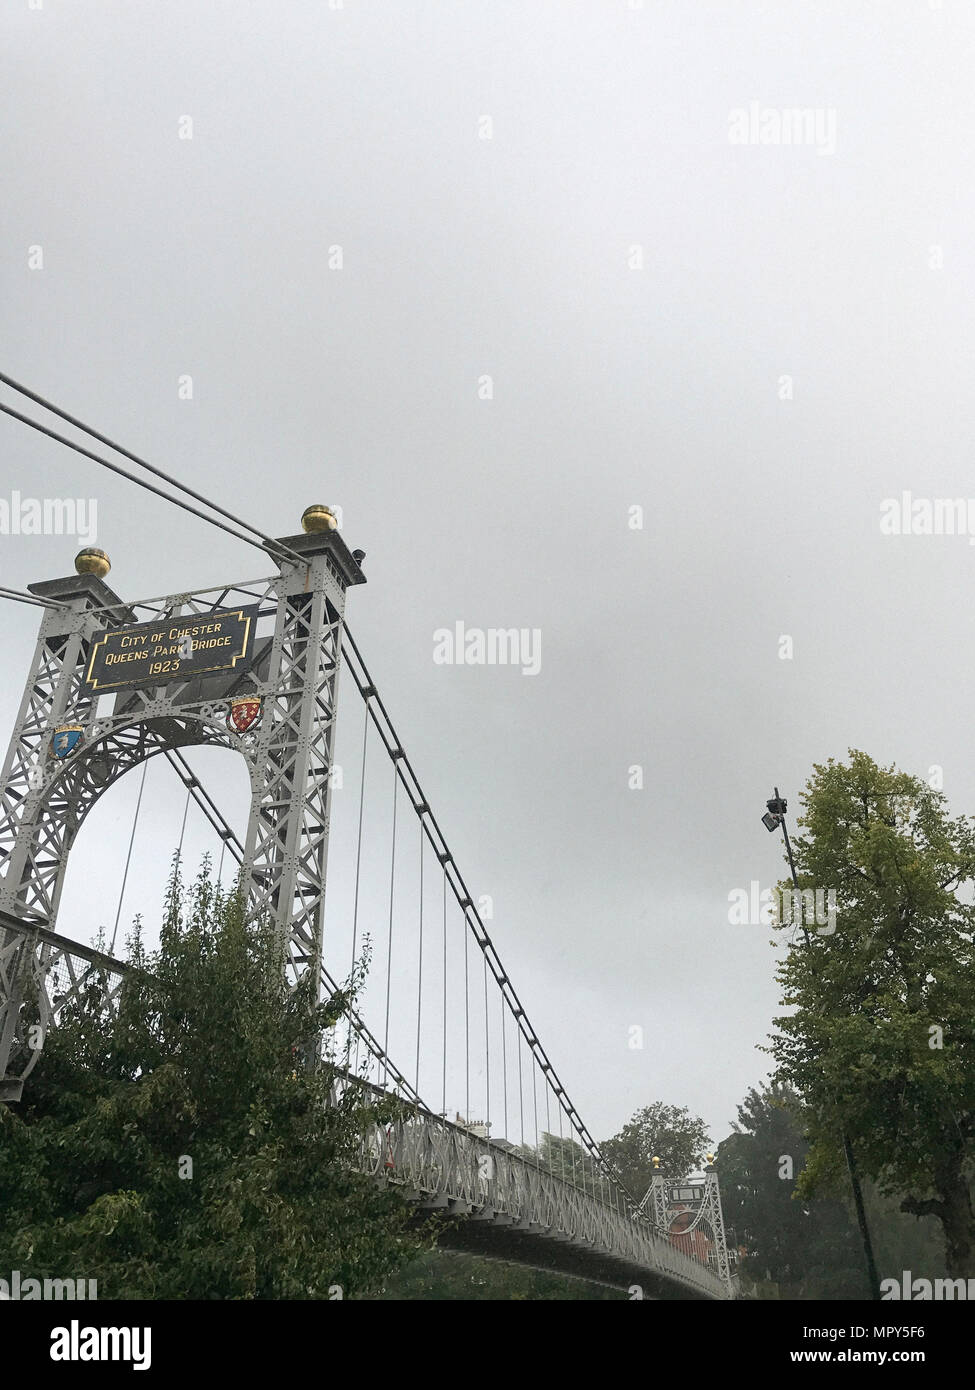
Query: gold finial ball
301,504,338,534
651,1155,661,1169
75,547,111,578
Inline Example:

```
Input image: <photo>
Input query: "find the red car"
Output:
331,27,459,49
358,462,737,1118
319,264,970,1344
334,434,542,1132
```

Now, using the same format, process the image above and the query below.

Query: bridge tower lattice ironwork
0,521,364,1100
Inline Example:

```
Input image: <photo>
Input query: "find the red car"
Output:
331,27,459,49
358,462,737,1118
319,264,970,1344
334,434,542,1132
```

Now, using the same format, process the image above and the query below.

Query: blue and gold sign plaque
83,605,259,694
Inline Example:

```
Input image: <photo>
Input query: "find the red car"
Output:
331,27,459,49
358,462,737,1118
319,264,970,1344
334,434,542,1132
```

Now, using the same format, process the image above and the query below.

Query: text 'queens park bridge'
0,509,733,1300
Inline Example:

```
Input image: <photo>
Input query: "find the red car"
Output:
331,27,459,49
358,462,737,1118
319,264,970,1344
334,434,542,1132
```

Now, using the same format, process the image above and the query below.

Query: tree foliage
600,1101,711,1199
768,751,975,1275
0,860,428,1298
718,1084,870,1298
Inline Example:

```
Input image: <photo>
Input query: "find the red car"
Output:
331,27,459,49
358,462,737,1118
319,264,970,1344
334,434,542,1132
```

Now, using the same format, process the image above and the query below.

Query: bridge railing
0,910,130,1101
1,916,729,1298
352,1096,729,1299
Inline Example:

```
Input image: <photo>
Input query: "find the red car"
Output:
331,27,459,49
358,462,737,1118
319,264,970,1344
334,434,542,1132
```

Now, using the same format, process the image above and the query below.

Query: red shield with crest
228,697,261,734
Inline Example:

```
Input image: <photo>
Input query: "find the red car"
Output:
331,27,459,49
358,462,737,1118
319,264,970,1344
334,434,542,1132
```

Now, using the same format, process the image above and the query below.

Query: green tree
0,860,428,1298
534,1132,600,1187
717,1084,870,1298
769,751,975,1276
601,1101,711,1201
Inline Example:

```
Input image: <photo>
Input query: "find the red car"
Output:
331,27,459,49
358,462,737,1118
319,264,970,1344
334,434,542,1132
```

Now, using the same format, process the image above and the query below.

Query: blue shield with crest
52,725,84,759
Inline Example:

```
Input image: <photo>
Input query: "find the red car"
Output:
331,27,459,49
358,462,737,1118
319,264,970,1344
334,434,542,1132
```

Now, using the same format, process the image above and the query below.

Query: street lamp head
761,811,780,832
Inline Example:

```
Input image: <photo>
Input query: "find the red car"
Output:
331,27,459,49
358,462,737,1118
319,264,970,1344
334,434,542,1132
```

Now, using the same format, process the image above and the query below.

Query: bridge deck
360,1108,730,1299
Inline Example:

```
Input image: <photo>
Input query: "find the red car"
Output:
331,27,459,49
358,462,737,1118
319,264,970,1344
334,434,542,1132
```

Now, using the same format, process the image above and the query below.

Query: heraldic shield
51,724,84,759
228,697,261,734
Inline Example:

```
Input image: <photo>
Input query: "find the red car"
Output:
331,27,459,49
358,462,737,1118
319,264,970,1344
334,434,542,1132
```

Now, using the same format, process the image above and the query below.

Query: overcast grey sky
3,0,975,1150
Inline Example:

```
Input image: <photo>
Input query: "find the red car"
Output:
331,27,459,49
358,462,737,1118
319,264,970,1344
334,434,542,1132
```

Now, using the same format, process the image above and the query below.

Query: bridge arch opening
56,744,251,959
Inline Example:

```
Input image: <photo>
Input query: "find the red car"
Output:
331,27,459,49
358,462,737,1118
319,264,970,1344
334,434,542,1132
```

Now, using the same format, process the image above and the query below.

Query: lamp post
762,787,881,1301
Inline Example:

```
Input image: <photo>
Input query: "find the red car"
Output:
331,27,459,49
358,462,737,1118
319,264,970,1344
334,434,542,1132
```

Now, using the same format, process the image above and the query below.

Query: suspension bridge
0,383,734,1300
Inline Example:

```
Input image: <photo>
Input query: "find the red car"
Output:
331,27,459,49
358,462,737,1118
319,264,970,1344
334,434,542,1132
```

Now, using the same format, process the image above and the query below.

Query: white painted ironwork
0,539,734,1297
355,1098,727,1298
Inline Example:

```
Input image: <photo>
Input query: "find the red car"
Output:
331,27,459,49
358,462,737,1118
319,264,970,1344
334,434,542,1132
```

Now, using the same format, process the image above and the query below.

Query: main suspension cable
0,375,640,1211
0,586,69,611
0,374,304,567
